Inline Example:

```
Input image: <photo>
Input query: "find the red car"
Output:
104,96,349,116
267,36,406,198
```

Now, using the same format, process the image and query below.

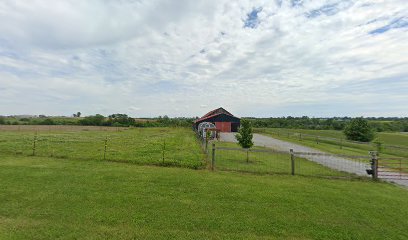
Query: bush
0,117,5,125
39,118,55,125
79,114,105,126
344,117,375,142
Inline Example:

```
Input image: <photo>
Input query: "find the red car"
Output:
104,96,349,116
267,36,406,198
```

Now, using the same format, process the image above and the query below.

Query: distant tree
235,119,254,148
0,117,5,125
39,118,55,125
77,112,81,117
106,114,135,127
79,114,105,126
344,117,375,142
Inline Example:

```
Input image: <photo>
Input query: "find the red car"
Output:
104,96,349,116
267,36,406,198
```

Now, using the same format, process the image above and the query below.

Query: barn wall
195,113,240,132
215,122,231,132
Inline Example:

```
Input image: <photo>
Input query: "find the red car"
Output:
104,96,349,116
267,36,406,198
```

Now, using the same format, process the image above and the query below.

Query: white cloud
0,0,407,117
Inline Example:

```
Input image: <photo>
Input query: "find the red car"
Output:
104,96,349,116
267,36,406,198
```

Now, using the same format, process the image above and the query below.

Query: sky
0,0,407,118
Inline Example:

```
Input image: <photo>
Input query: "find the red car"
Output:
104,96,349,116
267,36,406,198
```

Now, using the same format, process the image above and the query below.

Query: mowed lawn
0,127,204,168
1,156,408,239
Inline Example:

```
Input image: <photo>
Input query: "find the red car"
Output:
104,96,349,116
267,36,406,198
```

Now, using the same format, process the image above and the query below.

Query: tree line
1,115,407,132
246,117,408,132
0,114,195,128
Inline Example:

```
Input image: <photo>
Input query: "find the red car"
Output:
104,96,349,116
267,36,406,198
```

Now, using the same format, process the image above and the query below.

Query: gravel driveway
220,133,408,188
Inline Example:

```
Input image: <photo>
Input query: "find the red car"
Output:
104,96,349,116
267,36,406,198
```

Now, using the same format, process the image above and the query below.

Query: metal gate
377,157,408,180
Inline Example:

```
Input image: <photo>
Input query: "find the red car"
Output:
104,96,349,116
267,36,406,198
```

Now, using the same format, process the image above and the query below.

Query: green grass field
255,128,408,158
214,142,357,178
1,156,408,239
1,127,407,239
0,127,204,169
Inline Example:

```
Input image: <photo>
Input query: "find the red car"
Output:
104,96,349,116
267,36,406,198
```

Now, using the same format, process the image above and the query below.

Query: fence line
0,132,205,169
211,144,408,183
256,130,408,152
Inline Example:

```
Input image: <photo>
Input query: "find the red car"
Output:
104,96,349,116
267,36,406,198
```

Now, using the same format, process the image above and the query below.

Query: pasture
255,128,408,158
1,156,408,239
0,126,204,169
1,126,408,239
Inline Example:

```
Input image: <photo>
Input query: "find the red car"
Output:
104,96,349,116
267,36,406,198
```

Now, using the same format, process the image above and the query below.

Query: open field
254,128,408,158
1,156,408,239
0,127,204,169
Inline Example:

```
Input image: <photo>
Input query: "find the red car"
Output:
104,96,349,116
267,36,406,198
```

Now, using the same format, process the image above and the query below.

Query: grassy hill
1,156,407,239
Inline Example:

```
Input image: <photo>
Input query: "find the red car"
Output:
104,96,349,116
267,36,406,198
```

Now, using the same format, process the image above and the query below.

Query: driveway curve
220,133,408,188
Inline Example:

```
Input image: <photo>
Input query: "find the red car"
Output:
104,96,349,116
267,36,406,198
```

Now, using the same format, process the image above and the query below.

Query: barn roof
195,107,238,123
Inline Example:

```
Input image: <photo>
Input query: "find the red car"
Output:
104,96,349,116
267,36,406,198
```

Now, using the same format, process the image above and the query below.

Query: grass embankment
0,127,204,169
0,156,407,239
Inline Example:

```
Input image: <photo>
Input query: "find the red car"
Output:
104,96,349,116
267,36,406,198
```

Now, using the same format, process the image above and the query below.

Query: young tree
235,119,254,148
344,117,375,142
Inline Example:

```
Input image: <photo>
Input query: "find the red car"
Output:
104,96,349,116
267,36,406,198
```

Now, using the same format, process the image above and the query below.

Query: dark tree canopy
344,117,375,142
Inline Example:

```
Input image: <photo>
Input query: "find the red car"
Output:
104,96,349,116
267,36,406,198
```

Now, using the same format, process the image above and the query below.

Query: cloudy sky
0,0,407,117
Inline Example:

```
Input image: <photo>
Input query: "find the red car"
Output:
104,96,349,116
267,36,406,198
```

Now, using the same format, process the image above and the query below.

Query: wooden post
299,133,302,141
290,149,295,175
103,136,108,160
205,135,208,154
32,132,37,156
162,139,166,163
370,151,378,180
211,143,215,171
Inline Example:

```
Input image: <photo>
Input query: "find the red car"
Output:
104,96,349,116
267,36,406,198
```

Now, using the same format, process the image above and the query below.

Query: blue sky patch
369,17,408,35
244,7,263,29
305,1,353,18
291,0,303,8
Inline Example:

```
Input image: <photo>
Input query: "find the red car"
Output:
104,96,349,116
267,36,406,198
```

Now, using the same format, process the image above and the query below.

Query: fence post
162,139,166,163
211,143,216,171
205,136,208,154
370,151,378,180
290,149,295,175
299,133,302,141
103,136,108,160
32,132,37,156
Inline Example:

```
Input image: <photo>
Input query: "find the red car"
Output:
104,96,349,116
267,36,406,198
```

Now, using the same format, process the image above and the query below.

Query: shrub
39,118,55,125
344,117,375,142
79,114,105,126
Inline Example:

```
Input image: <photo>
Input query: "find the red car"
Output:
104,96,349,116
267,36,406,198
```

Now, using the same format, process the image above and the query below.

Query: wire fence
210,143,408,183
255,129,408,155
0,130,205,169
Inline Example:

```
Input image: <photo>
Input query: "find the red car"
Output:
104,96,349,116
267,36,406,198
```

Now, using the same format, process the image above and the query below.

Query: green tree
235,119,254,148
344,117,375,142
79,114,105,126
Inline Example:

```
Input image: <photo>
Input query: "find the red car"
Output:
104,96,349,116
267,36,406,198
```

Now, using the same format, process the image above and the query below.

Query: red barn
194,107,240,132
